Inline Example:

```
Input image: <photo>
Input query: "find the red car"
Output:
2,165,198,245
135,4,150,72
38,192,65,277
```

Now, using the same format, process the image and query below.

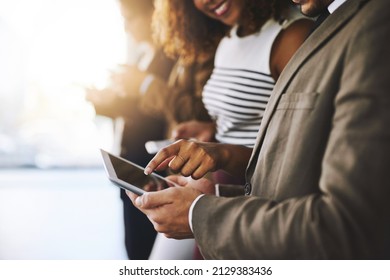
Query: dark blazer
192,0,390,259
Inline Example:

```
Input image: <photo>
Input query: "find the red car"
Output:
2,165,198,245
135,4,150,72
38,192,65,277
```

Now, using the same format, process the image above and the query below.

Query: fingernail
135,196,142,207
144,166,152,175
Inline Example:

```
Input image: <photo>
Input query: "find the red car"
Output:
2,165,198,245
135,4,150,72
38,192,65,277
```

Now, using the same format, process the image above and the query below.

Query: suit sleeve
192,5,390,259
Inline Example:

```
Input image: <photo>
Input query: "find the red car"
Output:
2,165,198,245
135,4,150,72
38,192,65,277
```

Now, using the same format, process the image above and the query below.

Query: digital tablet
100,149,174,195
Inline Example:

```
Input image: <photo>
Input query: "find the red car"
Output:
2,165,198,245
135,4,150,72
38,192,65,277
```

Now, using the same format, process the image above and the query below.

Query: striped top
203,15,301,147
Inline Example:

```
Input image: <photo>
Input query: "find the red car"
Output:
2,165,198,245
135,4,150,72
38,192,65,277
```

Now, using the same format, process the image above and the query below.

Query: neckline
230,18,275,39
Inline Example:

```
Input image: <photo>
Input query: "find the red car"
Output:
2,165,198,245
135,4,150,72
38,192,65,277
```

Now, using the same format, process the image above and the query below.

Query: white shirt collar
328,0,347,14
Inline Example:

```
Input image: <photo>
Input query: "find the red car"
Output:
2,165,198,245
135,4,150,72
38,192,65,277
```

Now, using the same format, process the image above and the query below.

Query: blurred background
0,0,135,259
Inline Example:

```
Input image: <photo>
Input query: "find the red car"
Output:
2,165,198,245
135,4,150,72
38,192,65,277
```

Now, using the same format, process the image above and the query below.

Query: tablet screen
102,150,171,193
101,150,174,195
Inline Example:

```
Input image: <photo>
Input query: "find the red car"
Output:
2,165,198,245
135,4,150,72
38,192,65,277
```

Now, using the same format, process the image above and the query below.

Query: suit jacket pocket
276,92,319,110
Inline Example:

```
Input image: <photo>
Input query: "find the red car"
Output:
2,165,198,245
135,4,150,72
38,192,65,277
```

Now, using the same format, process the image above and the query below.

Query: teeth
215,2,228,16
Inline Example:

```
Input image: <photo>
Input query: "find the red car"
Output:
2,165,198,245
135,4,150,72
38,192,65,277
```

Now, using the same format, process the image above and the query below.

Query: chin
300,6,322,17
300,0,330,17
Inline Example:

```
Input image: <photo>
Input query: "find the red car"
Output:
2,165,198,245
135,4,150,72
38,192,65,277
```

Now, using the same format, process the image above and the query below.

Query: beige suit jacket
192,0,390,259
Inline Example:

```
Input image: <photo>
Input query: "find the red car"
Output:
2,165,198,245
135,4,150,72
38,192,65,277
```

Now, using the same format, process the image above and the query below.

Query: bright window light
0,0,127,168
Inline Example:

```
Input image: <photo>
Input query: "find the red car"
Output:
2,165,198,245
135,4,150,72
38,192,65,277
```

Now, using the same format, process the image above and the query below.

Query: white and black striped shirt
203,18,289,147
203,66,275,146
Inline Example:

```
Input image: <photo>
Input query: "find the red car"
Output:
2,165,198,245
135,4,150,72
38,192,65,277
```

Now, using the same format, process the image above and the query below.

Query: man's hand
126,186,203,239
144,139,227,179
167,175,215,195
144,139,253,179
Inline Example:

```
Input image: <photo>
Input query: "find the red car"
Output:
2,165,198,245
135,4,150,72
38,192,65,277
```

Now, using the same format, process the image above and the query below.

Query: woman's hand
172,120,216,142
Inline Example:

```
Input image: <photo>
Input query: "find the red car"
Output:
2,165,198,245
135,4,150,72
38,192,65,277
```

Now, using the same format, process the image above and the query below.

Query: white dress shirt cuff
188,194,205,233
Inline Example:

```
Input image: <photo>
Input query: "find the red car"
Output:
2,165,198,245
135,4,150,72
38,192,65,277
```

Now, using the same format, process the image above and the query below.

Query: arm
144,139,252,179
270,18,314,80
85,87,123,118
192,6,390,259
86,47,175,119
126,175,244,240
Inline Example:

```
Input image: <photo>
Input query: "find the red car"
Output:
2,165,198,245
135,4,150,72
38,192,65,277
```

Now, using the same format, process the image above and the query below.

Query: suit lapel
246,0,370,177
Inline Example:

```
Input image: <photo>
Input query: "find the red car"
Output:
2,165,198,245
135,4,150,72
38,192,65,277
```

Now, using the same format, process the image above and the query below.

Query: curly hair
152,0,291,63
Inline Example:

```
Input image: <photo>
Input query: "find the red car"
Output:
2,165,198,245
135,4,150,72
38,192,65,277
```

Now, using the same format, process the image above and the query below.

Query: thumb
135,189,172,209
